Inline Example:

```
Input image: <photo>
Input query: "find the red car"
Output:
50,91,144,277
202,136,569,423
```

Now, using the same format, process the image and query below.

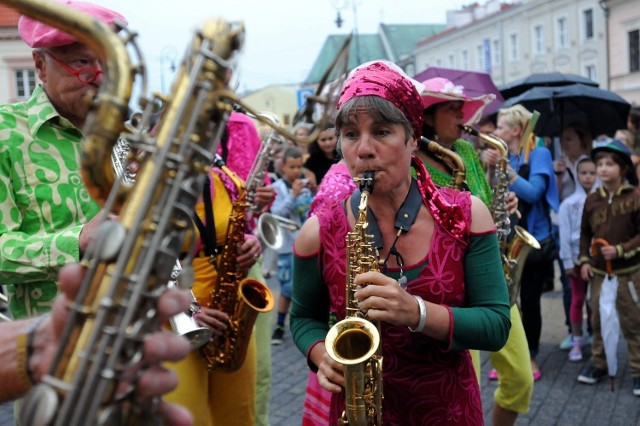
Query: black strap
192,176,219,256
349,178,423,250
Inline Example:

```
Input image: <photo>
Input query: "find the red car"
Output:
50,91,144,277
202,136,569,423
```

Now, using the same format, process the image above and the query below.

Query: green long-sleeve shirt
290,233,510,357
0,86,100,318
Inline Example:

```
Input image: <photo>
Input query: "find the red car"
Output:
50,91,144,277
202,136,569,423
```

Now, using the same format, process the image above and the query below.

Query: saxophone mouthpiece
458,124,478,136
358,171,375,194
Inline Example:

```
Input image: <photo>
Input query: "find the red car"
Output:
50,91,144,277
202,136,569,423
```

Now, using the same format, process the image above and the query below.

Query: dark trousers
520,241,555,358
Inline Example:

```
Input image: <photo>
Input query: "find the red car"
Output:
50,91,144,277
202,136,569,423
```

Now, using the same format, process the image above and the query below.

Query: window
583,9,594,40
477,45,484,70
461,50,469,69
533,25,544,54
631,29,640,72
15,69,36,98
557,17,568,48
436,58,442,67
493,39,501,66
449,54,455,68
509,33,519,61
585,64,597,81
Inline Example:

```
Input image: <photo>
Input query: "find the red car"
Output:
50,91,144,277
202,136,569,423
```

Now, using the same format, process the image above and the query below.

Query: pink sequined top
315,184,483,425
308,162,356,216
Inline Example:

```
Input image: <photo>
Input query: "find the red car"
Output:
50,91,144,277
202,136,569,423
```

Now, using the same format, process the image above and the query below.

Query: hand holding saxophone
30,263,193,425
234,233,262,270
352,271,421,328
195,308,229,337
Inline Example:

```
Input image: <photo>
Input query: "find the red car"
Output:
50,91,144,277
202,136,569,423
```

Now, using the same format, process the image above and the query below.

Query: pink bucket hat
18,0,127,48
420,77,496,125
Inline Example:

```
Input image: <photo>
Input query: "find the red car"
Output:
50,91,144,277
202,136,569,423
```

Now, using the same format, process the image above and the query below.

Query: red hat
420,77,495,125
18,0,127,48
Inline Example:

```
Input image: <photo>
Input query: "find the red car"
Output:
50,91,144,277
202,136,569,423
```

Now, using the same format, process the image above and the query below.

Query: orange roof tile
0,5,20,27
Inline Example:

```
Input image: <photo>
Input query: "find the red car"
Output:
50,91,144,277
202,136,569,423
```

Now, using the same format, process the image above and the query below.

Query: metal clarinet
325,172,383,426
12,0,245,423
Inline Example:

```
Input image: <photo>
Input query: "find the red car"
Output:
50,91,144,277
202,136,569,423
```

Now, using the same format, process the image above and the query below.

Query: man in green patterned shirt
0,1,126,319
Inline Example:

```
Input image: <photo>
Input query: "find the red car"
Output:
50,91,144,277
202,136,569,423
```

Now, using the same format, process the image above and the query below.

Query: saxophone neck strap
193,175,219,257
349,178,422,281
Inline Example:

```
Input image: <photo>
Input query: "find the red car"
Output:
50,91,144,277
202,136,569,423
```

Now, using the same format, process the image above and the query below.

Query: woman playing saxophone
164,113,272,425
290,61,510,425
418,78,534,426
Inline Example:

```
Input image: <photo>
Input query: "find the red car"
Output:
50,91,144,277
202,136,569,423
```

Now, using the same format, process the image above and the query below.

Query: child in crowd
558,157,597,362
577,140,640,397
270,147,314,344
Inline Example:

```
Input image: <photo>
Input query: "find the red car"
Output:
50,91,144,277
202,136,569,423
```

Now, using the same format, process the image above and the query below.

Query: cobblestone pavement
268,289,640,426
2,289,640,425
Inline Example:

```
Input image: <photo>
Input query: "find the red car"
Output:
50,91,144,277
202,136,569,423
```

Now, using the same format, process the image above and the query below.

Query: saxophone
200,156,275,372
325,172,383,426
459,125,540,306
12,0,244,423
420,136,467,190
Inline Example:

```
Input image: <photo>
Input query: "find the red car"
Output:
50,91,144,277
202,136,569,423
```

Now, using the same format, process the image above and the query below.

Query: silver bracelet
408,295,427,333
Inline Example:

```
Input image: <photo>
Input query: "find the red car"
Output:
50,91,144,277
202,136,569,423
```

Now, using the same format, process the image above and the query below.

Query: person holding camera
269,146,314,344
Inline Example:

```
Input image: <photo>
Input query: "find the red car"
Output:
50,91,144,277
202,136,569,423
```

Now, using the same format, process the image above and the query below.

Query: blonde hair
498,104,532,132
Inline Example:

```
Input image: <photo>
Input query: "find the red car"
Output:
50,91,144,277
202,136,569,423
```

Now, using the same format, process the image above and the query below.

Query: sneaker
568,344,583,362
633,377,640,397
271,326,285,345
559,334,573,351
577,364,607,385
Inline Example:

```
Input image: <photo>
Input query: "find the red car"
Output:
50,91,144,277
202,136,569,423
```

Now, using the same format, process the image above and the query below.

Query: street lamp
160,45,178,93
330,0,360,63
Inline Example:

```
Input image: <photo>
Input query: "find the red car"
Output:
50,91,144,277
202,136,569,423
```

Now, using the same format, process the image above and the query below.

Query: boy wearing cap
0,1,125,319
577,140,640,396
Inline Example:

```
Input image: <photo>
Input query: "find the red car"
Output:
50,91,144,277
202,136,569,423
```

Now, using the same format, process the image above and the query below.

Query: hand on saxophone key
24,263,194,425
236,234,262,270
506,191,520,218
195,307,229,337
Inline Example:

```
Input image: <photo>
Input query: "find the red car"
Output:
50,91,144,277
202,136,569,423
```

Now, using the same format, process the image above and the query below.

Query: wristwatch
506,168,517,181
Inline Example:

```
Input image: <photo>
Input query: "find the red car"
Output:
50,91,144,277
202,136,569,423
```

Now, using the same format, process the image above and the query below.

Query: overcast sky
95,0,468,95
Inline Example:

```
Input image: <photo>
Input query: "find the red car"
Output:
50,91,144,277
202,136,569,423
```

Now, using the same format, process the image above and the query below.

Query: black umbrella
499,72,599,99
501,84,631,138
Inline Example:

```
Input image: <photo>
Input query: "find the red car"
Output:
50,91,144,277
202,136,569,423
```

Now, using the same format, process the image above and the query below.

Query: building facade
604,0,640,105
414,0,609,93
0,5,35,105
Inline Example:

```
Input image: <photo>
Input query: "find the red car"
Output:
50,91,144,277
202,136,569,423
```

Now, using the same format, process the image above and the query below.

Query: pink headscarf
18,0,127,48
338,61,424,140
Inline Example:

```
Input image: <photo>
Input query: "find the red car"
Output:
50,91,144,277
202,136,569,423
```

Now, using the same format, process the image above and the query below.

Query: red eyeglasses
45,51,103,84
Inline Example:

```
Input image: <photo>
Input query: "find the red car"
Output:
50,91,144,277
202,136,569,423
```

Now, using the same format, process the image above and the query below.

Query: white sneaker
568,344,583,362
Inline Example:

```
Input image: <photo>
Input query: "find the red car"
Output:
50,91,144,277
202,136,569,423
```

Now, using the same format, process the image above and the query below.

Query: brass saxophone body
200,156,275,372
459,125,540,306
12,0,244,422
325,172,383,426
